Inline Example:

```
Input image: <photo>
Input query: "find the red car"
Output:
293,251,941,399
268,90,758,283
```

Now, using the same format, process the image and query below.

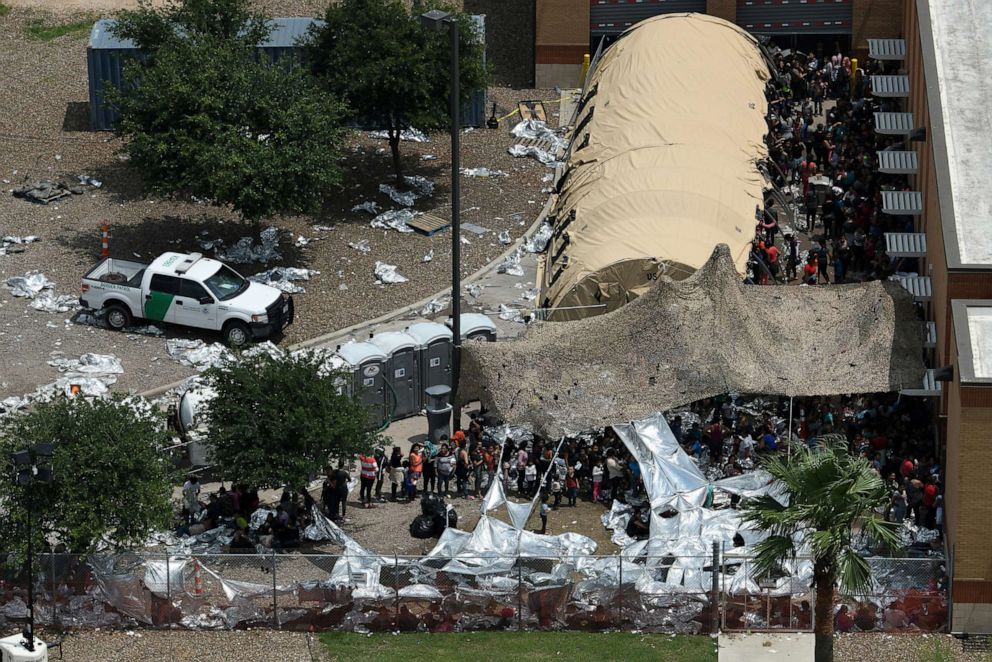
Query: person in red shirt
922,478,939,529
765,243,781,283
803,256,818,285
900,457,915,479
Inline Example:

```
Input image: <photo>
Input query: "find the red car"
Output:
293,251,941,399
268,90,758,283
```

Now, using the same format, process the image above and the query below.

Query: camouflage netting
463,245,926,438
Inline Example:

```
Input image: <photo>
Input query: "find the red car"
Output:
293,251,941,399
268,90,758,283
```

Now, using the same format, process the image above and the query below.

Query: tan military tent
539,13,771,321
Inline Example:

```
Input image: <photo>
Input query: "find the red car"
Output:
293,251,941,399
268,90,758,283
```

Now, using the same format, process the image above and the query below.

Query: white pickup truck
80,252,293,346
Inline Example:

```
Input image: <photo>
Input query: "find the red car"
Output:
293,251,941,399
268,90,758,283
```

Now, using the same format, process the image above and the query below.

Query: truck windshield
204,265,248,301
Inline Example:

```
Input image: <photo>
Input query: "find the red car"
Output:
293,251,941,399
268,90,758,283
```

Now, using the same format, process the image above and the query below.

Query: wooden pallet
518,100,547,122
408,213,450,236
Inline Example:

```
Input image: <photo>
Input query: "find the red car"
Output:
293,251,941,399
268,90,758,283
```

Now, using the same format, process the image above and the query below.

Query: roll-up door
737,0,852,35
590,0,707,39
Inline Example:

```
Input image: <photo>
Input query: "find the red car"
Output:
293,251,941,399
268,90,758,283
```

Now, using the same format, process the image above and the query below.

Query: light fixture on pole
420,8,463,435
11,443,54,656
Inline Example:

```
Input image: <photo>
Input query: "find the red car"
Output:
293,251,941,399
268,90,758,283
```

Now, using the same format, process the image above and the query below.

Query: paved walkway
718,633,813,661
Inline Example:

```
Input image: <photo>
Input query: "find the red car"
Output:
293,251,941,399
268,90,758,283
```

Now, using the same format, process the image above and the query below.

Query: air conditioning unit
0,634,47,662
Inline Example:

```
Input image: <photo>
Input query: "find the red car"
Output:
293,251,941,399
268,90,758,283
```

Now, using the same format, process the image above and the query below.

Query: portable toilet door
335,341,388,428
370,331,421,420
406,322,453,406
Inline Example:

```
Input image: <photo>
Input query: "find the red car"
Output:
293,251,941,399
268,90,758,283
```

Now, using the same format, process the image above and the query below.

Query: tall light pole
420,9,462,433
12,442,54,653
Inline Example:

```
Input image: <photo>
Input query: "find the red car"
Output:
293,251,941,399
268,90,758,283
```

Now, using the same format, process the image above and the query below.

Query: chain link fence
0,552,946,633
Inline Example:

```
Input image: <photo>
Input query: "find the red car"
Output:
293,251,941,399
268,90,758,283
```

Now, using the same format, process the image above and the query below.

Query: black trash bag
410,514,436,539
421,493,447,518
431,507,458,535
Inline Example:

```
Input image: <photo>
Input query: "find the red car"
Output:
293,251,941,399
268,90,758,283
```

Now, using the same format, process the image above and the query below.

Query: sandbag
410,514,436,539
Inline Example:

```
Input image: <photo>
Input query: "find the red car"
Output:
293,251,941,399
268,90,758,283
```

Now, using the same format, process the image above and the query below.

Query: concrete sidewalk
718,633,813,661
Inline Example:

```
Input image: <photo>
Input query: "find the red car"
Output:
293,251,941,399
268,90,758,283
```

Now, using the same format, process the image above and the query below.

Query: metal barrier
0,552,946,633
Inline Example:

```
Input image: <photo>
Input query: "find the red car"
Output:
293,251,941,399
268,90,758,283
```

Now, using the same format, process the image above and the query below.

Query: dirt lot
0,4,557,401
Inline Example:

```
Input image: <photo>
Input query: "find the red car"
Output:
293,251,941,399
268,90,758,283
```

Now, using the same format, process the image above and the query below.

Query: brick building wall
534,0,589,88
465,0,536,88
852,0,904,52
706,0,736,22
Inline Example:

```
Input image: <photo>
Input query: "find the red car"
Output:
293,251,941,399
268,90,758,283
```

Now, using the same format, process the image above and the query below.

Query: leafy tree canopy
306,0,488,182
202,351,382,491
109,0,347,221
0,397,177,559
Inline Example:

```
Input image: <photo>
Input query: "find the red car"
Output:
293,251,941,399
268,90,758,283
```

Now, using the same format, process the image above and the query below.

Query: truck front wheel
223,321,251,348
105,303,132,330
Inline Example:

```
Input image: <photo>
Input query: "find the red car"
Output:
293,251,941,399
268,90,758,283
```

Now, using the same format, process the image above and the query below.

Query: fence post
165,555,171,607
618,555,623,627
50,554,57,628
272,550,280,629
517,557,523,630
711,541,720,634
394,554,400,630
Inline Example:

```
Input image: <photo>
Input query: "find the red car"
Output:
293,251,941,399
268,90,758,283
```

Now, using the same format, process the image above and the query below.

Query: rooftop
953,301,992,385
922,0,992,267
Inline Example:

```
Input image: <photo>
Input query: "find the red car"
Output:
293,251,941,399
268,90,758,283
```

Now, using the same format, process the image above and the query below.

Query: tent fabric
464,245,926,438
540,13,771,320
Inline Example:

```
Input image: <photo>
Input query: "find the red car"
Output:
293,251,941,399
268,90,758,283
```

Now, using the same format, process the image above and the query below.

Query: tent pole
787,396,794,460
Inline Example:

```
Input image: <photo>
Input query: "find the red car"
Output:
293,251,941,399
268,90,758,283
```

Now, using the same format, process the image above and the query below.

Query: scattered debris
520,287,540,302
78,174,103,188
421,154,437,161
465,283,483,298
5,272,54,298
460,235,471,245
422,249,434,263
368,127,428,143
508,143,559,166
294,235,317,248
30,292,79,313
498,230,512,245
461,167,508,178
215,227,281,264
248,267,319,294
498,304,527,323
166,339,232,370
511,118,565,147
461,223,488,236
1,235,40,255
378,176,434,207
312,224,335,232
348,239,372,253
351,201,380,215
495,249,525,277
523,221,553,253
370,208,417,234
420,298,448,316
374,261,408,285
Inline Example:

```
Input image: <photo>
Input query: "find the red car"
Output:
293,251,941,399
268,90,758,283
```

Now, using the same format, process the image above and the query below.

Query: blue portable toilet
336,341,388,428
405,321,453,407
370,331,421,420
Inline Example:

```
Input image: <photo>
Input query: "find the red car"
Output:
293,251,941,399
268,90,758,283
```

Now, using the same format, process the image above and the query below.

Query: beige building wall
535,0,589,89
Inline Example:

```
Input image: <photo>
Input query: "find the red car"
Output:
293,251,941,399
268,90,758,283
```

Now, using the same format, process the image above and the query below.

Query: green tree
202,351,380,490
109,0,347,221
740,441,901,662
0,397,176,558
306,0,488,184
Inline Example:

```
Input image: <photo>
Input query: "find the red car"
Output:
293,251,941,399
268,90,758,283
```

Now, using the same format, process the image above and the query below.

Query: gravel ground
26,629,326,662
0,3,557,401
835,633,985,662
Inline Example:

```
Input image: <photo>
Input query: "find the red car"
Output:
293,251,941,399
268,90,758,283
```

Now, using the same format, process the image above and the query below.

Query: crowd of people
749,45,918,287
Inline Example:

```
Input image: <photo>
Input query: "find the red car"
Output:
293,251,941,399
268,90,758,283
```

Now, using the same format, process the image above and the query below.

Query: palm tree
740,440,901,662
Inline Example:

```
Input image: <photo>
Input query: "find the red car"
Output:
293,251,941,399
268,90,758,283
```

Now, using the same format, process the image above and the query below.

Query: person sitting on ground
625,510,650,541
228,527,253,553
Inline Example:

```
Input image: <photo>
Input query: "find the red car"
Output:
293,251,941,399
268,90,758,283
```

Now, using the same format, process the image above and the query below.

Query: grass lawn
321,632,717,661
24,16,93,41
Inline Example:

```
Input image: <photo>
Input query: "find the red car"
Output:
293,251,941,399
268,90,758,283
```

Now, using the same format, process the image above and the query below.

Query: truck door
144,274,180,323
175,279,218,330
